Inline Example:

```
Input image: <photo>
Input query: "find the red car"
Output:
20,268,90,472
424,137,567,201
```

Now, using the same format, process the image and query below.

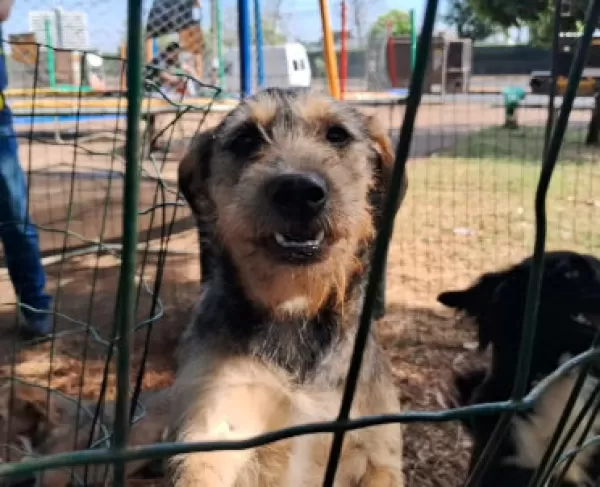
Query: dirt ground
0,101,595,485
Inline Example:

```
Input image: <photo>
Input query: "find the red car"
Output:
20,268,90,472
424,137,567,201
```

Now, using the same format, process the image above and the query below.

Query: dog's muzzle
264,171,329,264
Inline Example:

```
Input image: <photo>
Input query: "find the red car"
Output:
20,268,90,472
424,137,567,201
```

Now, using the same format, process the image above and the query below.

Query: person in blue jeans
0,0,52,338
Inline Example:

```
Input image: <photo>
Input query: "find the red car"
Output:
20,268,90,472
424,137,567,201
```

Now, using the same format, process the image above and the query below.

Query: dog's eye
325,125,352,146
227,125,264,156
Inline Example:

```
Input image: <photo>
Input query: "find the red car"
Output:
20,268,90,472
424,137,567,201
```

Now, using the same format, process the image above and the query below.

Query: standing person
0,0,52,338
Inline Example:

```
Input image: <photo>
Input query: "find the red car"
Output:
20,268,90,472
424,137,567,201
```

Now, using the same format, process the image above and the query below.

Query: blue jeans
0,120,51,324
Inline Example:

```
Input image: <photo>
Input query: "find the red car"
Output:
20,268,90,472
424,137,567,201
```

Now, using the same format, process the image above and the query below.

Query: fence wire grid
0,0,599,486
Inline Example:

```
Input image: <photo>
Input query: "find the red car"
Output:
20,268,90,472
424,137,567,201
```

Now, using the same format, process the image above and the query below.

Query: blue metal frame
238,0,253,96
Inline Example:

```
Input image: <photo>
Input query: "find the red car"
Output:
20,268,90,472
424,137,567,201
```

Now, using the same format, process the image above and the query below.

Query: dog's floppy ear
439,272,510,351
178,129,215,217
365,115,408,211
437,289,472,310
438,272,507,313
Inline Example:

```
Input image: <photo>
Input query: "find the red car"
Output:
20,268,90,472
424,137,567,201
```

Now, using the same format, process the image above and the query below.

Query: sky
4,0,433,53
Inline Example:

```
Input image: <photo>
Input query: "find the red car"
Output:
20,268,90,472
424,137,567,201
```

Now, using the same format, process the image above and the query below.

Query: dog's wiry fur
173,87,406,486
0,381,170,486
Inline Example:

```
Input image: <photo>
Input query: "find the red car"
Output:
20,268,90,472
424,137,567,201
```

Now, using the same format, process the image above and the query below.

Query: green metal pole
112,0,143,484
216,0,225,89
410,9,416,71
44,19,57,89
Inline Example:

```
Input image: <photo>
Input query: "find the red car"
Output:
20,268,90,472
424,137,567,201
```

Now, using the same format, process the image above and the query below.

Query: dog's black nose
267,172,328,221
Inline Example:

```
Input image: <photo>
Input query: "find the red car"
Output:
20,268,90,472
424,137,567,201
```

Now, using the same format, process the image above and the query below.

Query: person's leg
0,123,52,335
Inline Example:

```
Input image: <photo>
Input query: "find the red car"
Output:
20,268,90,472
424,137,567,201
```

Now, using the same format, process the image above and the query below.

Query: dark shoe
18,311,54,344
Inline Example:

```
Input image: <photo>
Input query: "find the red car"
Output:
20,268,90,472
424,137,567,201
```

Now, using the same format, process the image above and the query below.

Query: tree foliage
527,8,556,47
369,9,412,39
470,0,588,28
526,2,583,47
443,0,497,41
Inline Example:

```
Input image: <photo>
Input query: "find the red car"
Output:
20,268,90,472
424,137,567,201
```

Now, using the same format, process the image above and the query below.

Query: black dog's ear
438,272,507,314
178,129,215,217
437,289,472,310
439,273,511,351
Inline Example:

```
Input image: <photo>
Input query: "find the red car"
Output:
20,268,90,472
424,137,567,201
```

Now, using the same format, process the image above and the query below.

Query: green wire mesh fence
0,1,222,484
0,0,598,485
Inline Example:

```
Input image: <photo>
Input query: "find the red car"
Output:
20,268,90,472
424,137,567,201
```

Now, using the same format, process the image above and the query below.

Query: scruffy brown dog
172,87,407,486
0,381,169,486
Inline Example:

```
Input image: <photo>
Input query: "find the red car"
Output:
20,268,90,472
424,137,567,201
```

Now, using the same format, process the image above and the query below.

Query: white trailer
221,42,311,93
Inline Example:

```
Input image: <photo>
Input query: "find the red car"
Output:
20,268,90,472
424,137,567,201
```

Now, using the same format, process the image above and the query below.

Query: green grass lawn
441,125,598,165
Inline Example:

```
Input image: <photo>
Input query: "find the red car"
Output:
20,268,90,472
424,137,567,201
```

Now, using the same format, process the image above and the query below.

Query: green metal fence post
112,0,144,484
44,19,57,89
216,0,225,89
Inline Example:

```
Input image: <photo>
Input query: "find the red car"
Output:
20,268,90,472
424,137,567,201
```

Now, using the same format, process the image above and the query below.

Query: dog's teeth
274,231,325,248
275,232,288,246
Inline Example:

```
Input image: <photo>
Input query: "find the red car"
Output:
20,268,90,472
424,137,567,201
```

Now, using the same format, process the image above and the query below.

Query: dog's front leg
359,462,403,487
357,422,404,487
170,365,292,487
171,440,255,487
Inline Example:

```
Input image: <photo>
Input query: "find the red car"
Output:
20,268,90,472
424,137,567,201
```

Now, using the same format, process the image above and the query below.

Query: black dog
439,250,600,396
440,251,600,486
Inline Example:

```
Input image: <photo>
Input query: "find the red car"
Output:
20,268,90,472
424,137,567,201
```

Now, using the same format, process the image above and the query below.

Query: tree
443,0,497,41
469,0,588,28
368,10,412,39
527,8,555,47
526,2,583,47
317,30,355,49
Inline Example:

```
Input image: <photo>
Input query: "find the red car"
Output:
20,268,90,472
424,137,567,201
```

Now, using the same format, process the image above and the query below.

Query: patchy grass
393,153,600,306
439,125,599,164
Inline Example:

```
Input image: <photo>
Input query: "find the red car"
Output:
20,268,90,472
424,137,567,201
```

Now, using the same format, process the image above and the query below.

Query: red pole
340,0,348,98
387,21,398,88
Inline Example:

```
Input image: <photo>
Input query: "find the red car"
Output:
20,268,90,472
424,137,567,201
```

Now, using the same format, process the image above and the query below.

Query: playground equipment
8,28,98,93
383,35,472,95
318,0,340,99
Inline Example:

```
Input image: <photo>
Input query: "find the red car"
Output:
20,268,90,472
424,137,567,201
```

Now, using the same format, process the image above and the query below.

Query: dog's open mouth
267,229,326,264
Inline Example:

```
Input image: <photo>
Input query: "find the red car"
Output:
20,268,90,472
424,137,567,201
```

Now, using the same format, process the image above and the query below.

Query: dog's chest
248,314,339,381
